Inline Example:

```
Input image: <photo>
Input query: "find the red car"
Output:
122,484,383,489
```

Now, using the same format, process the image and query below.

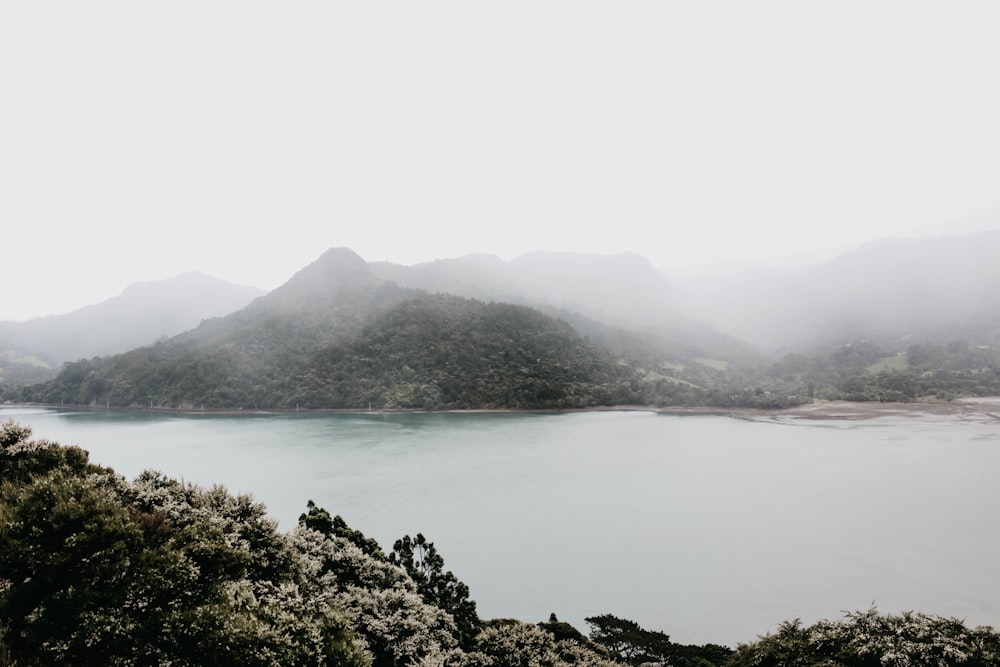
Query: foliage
586,613,732,666
586,613,674,664
724,608,1000,667
389,533,481,650
0,421,369,666
767,339,1000,404
476,620,618,667
289,516,464,666
0,419,92,485
299,499,385,559
17,292,660,411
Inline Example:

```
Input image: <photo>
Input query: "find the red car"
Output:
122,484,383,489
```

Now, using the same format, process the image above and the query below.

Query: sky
3,2,1000,322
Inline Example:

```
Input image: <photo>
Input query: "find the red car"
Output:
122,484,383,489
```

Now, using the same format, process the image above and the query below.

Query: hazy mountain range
677,228,1000,352
4,229,999,407
15,249,662,409
0,273,263,387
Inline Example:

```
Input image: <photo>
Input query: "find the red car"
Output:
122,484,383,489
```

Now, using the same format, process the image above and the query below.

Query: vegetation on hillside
14,293,660,410
0,273,263,391
767,339,1000,403
726,609,1000,666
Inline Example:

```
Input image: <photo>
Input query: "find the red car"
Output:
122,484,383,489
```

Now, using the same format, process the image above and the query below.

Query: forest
13,324,999,413
3,419,999,666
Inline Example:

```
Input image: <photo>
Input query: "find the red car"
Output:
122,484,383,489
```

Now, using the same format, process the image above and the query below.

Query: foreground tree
390,533,481,650
586,613,732,666
475,619,618,667
586,614,674,665
0,421,368,666
725,608,1000,667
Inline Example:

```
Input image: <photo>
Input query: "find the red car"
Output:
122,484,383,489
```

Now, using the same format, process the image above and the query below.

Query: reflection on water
3,405,998,646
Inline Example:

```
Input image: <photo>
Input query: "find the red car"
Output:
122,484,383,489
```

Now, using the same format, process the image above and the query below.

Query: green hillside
17,249,657,410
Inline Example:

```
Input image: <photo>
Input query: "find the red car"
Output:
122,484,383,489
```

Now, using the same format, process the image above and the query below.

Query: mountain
0,273,264,389
370,250,678,329
676,229,1000,353
13,230,1000,410
370,251,761,368
19,248,664,410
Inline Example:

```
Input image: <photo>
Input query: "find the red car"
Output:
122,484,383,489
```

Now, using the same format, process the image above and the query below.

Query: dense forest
3,419,998,666
13,325,999,413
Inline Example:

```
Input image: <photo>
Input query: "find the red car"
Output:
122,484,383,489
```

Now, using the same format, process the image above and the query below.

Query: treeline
11,334,1000,413
14,296,648,410
4,420,998,666
725,610,1000,666
768,339,1000,403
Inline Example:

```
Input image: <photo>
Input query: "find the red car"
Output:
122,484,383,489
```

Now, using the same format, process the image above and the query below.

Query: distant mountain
676,229,1000,353
20,248,668,410
0,273,264,388
370,250,678,329
370,251,761,368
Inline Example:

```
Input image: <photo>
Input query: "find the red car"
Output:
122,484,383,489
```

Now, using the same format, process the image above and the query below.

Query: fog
4,4,1000,322
673,229,1000,353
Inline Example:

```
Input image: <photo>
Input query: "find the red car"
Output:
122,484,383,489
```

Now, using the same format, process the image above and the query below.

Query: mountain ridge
18,248,681,410
9,227,1000,408
0,273,264,388
675,228,1000,353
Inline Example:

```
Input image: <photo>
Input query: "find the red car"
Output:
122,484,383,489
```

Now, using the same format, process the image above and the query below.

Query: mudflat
660,397,1000,422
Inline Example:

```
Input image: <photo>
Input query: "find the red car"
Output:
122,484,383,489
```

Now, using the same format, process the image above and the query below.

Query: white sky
3,2,1000,321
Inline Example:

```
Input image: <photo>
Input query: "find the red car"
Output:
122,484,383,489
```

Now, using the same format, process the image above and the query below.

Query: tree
298,500,385,558
299,498,334,534
586,613,673,664
725,608,1000,667
0,471,147,664
0,419,91,485
389,533,480,650
585,614,731,666
0,422,369,666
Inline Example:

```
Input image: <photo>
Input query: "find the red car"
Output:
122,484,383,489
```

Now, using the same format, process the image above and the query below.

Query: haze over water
4,406,998,646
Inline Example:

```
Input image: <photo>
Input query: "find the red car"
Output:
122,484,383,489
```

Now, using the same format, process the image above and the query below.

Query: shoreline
4,398,1000,422
1,402,651,417
657,397,1000,422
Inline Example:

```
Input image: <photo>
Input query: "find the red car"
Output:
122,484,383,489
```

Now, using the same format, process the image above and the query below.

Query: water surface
3,405,998,646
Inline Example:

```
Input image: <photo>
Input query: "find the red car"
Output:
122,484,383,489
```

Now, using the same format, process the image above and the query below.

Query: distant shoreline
1,402,652,417
5,398,1000,422
657,397,1000,422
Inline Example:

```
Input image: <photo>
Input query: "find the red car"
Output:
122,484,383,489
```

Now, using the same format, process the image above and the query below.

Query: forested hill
18,248,661,410
0,272,263,389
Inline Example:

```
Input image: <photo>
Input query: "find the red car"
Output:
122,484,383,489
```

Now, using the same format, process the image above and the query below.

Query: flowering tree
726,608,1000,667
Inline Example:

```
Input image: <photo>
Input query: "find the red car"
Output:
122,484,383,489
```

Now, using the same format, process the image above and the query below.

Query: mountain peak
283,247,377,288
260,248,384,312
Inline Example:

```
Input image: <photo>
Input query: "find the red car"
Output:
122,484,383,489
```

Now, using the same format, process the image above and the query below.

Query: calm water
3,405,999,646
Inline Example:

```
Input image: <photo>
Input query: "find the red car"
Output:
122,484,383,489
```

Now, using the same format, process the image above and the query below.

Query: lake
3,405,999,646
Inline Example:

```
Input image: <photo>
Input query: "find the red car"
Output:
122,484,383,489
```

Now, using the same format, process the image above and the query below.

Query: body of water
3,405,998,646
